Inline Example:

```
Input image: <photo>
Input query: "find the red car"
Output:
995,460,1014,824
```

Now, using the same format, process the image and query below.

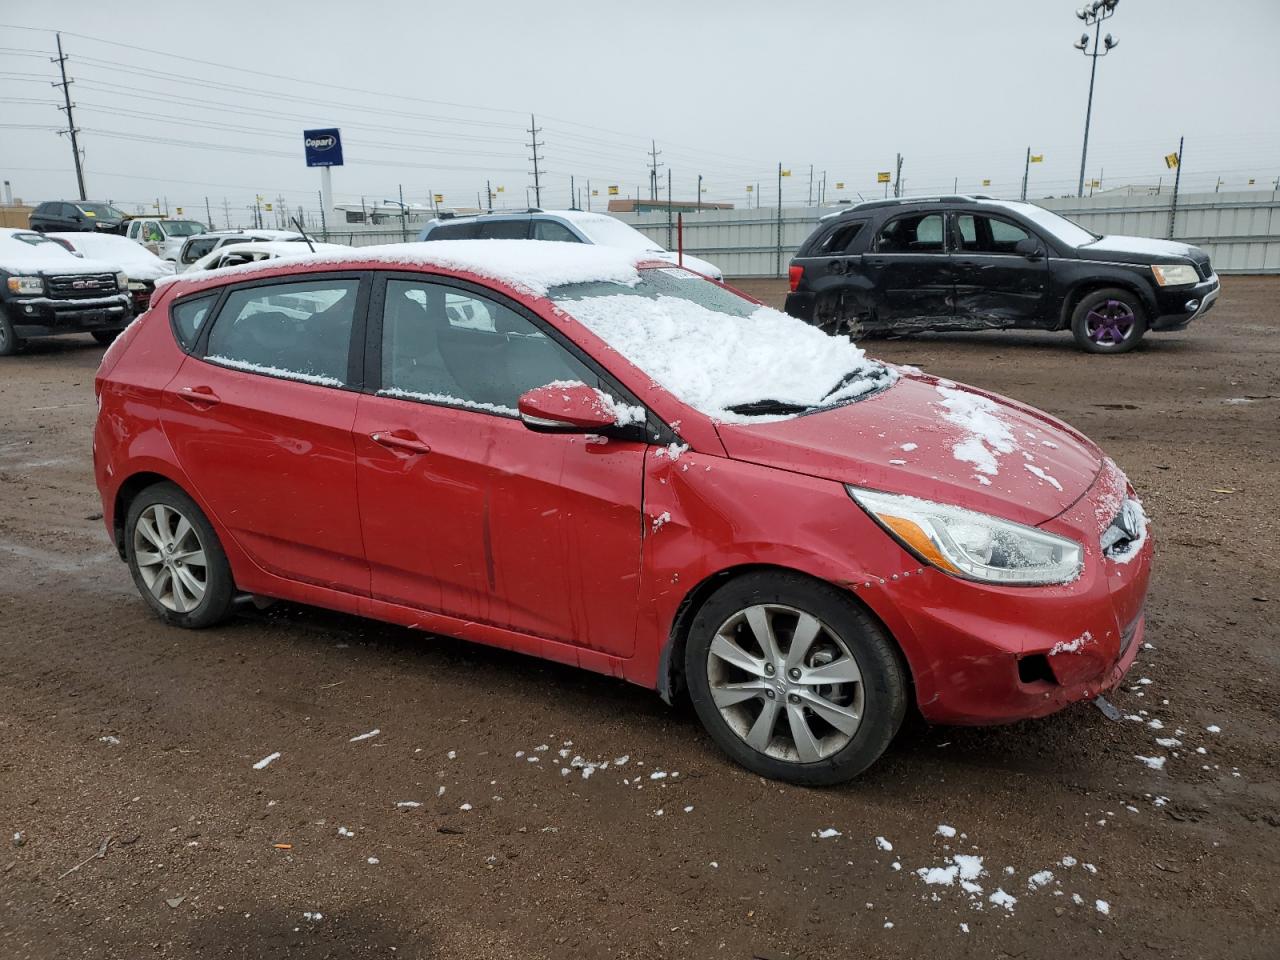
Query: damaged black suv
784,196,1220,354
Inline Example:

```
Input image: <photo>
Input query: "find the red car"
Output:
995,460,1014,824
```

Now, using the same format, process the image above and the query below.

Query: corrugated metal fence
614,190,1280,278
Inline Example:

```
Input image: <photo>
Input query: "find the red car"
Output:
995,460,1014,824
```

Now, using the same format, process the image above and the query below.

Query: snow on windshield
552,269,891,422
570,214,664,252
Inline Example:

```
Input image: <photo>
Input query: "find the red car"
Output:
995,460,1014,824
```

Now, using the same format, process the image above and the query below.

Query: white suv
124,218,208,262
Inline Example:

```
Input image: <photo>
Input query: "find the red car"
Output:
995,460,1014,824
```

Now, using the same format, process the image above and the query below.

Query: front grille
1201,258,1212,279
45,273,119,298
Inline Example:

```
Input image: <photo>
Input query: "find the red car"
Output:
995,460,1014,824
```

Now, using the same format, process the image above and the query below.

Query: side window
955,214,1030,254
380,279,600,415
875,213,944,253
532,220,581,243
126,221,139,239
427,221,480,240
171,294,217,349
818,221,866,254
182,237,218,263
478,219,529,240
62,203,82,220
205,279,359,386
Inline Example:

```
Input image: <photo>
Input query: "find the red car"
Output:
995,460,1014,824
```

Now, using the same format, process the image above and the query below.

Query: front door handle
177,385,221,408
371,431,431,456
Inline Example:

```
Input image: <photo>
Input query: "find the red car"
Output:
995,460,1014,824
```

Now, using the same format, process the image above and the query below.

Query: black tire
684,571,907,785
0,309,22,357
1070,287,1147,354
92,329,121,345
124,482,235,628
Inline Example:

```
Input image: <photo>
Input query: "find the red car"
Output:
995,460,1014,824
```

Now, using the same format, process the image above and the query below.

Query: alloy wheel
1084,299,1136,346
132,503,208,613
706,603,865,762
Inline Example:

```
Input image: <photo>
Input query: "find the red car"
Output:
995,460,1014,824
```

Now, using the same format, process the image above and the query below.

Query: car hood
714,371,1105,527
1077,235,1205,265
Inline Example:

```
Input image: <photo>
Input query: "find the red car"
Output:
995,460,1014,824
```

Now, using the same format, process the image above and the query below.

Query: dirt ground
1,276,1277,960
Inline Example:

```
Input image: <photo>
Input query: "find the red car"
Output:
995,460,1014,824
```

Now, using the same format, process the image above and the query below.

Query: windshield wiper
822,365,889,401
726,399,811,416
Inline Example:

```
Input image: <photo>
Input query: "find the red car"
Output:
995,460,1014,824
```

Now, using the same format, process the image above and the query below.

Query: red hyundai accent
92,241,1152,784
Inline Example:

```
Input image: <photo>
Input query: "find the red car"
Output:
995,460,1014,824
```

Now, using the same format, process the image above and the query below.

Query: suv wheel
1071,288,1147,354
92,330,121,345
124,482,235,628
684,572,907,785
0,309,22,356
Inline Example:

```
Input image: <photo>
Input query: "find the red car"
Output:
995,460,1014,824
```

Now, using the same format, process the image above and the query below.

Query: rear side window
478,220,529,240
876,213,945,253
171,295,217,349
427,221,481,240
532,220,581,242
204,279,359,387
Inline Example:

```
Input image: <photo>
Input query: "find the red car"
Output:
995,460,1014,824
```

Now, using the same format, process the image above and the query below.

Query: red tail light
788,264,804,292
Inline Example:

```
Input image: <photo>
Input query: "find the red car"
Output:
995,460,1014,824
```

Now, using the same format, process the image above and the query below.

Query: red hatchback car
93,241,1153,784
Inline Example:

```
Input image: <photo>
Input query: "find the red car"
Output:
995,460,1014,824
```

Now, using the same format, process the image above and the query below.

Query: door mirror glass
518,382,624,433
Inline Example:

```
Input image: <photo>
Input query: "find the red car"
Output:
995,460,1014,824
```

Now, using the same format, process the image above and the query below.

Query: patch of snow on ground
1136,754,1167,770
1028,870,1054,889
875,836,893,851
1096,899,1111,916
989,889,1018,912
349,729,380,743
815,828,841,839
1207,724,1221,733
252,752,280,770
936,824,957,838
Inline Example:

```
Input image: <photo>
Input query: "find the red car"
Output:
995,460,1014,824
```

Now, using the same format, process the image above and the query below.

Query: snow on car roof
0,228,123,275
159,239,645,297
49,232,175,281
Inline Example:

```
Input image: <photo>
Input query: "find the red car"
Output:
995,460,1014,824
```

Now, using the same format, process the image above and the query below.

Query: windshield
11,232,57,248
989,201,1098,247
551,267,893,421
77,203,127,220
163,220,206,237
571,215,664,253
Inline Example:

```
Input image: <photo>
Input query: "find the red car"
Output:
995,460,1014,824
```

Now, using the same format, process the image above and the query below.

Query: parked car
123,218,208,262
785,196,1220,354
0,227,131,354
418,209,725,280
93,241,1151,784
50,232,175,313
176,230,314,272
184,240,349,272
29,200,129,235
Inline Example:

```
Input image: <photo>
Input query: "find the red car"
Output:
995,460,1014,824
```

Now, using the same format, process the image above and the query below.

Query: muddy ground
1,276,1277,960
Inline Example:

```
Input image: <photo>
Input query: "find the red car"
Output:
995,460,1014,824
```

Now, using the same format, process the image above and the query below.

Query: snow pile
557,293,890,421
936,386,1015,477
157,239,644,297
0,228,121,274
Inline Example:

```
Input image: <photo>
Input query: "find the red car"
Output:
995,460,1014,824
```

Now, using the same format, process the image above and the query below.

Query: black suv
29,201,128,235
785,196,1220,353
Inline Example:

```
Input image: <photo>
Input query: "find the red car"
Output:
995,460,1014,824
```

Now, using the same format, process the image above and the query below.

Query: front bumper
1151,274,1220,331
9,294,132,337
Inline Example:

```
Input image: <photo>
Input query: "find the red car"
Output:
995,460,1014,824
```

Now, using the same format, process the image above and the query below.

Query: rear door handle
371,431,431,456
177,385,221,408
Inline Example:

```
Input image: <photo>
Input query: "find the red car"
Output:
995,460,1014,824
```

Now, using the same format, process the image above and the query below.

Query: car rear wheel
124,483,234,628
1071,288,1147,354
684,572,907,785
0,309,22,356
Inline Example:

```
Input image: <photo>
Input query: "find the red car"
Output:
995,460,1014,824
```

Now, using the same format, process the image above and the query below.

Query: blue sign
303,128,343,168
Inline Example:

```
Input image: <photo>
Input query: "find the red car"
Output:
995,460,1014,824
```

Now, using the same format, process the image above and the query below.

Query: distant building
607,198,734,214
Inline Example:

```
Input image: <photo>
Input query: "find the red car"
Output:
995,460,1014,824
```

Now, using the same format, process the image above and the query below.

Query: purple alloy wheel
1085,300,1135,345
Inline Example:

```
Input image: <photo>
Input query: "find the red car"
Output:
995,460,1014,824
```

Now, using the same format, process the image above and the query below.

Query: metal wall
613,191,1280,277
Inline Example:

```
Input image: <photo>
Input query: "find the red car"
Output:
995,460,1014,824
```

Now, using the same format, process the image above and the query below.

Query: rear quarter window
171,294,218,350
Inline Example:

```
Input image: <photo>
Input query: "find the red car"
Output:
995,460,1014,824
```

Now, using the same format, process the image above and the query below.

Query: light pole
1073,0,1120,198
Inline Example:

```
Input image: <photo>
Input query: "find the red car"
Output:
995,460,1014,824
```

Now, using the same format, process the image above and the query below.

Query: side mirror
518,382,626,433
1015,237,1046,260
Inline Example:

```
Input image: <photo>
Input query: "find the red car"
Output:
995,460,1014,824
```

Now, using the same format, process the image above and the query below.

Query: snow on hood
49,232,175,281
715,371,1105,526
157,239,644,297
1080,235,1202,260
555,291,891,422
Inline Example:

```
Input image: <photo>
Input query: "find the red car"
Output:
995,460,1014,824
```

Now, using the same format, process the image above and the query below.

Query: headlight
847,486,1083,586
6,276,43,295
115,272,129,290
1150,263,1198,286
127,280,147,291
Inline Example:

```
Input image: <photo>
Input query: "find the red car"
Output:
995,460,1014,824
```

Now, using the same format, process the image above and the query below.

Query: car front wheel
92,330,121,345
124,482,234,628
1071,288,1147,354
0,309,22,356
685,572,907,785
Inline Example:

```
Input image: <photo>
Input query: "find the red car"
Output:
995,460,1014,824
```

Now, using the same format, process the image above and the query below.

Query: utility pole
398,184,408,240
648,140,663,201
587,179,592,211
1021,147,1031,201
1167,136,1184,239
697,173,702,210
1073,0,1120,197
666,168,674,250
222,197,231,229
204,196,213,230
893,153,903,198
775,162,783,277
526,114,544,208
570,174,576,209
486,179,493,212
808,165,813,206
51,33,86,201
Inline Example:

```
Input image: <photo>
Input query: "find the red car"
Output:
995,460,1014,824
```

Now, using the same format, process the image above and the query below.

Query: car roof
818,195,1010,221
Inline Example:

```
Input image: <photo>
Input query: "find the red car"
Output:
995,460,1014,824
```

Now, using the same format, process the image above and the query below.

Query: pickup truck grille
45,273,119,298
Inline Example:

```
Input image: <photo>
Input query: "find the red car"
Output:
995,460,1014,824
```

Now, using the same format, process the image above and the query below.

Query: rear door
859,210,954,331
162,273,371,593
949,212,1050,329
352,273,645,656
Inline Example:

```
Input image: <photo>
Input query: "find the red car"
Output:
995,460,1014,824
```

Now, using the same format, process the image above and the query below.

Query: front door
860,211,954,332
949,212,1050,329
353,275,645,656
162,273,371,593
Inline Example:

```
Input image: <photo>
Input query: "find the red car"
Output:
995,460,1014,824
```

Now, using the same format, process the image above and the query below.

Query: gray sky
2,0,1278,224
